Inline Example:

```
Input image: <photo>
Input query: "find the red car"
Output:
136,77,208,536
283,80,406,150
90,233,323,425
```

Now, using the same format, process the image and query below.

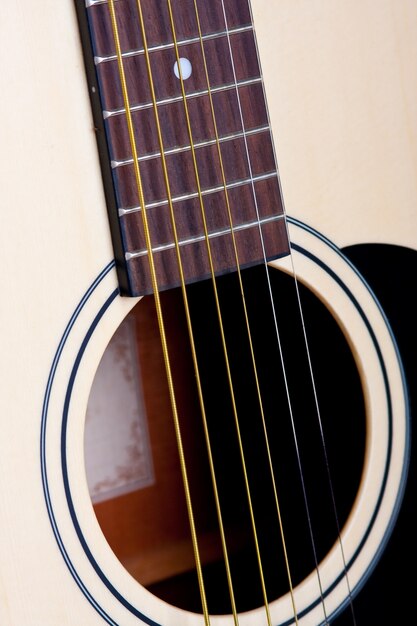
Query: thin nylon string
107,3,210,624
165,2,272,624
216,1,333,621
190,1,299,622
133,1,240,622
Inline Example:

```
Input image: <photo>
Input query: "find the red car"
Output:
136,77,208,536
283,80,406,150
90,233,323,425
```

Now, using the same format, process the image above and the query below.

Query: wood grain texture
124,218,288,294
106,83,268,161
122,176,284,251
88,0,251,57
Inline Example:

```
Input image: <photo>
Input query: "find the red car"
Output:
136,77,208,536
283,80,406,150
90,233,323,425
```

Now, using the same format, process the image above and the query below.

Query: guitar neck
76,0,289,296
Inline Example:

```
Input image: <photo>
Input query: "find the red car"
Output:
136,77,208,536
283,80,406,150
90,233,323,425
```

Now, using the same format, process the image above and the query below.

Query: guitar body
0,1,416,624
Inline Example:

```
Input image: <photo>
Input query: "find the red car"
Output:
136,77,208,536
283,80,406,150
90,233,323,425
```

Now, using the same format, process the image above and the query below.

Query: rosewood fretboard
77,0,290,296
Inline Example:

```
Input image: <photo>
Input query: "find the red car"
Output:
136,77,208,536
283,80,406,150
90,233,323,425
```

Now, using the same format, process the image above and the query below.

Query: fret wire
192,1,298,621
118,171,277,216
111,125,270,169
107,1,210,623
94,25,253,65
103,77,262,119
125,214,284,260
86,0,123,6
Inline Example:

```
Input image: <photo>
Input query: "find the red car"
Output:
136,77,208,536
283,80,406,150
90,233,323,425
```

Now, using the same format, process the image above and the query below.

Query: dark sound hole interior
92,264,366,615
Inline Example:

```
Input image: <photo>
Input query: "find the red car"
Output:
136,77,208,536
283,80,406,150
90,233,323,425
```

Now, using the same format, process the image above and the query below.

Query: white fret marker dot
173,58,192,80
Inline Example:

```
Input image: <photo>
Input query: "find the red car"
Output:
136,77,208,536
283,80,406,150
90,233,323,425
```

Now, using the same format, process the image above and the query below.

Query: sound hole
85,265,365,615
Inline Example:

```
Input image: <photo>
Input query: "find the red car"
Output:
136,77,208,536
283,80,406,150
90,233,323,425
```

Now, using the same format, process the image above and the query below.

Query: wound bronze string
107,2,211,624
134,0,241,622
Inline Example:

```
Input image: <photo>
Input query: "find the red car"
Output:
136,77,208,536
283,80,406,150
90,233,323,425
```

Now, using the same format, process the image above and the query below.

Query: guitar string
216,0,333,622
106,3,211,624
165,1,272,624
235,0,358,621
189,0,299,623
286,259,358,626
133,0,240,622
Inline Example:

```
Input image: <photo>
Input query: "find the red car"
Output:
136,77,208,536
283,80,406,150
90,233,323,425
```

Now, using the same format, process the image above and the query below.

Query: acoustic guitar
0,1,416,624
